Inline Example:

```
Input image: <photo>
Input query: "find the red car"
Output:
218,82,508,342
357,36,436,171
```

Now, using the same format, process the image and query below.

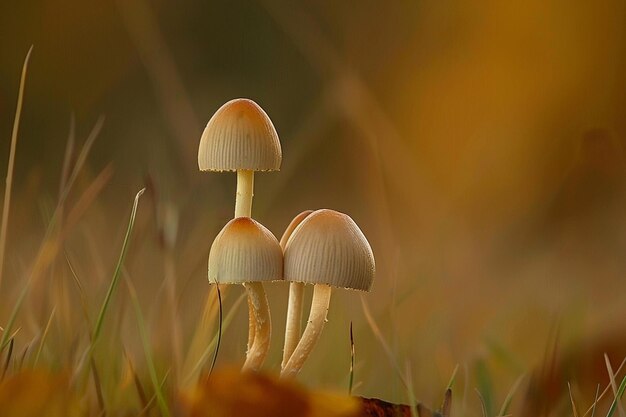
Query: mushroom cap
283,209,375,291
208,217,283,284
279,210,314,250
198,98,282,172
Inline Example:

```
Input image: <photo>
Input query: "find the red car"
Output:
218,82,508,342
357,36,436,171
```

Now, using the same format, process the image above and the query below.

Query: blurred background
1,0,625,414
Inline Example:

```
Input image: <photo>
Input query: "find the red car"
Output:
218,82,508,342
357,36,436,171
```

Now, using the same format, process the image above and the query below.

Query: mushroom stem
281,281,304,370
279,210,313,372
280,284,332,378
246,297,256,352
235,169,254,217
234,169,260,360
241,282,271,371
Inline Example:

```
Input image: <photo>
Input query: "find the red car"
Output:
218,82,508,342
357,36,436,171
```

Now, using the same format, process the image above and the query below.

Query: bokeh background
1,0,625,414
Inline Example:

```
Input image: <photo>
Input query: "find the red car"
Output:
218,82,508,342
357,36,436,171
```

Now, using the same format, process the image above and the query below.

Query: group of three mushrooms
198,98,375,378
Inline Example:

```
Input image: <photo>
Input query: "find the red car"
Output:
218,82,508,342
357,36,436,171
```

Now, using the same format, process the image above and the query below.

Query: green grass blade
475,388,488,417
475,359,494,417
77,188,144,385
606,373,626,417
0,278,31,350
1,338,14,379
126,277,171,417
92,188,145,344
498,374,525,416
446,364,460,391
33,306,56,366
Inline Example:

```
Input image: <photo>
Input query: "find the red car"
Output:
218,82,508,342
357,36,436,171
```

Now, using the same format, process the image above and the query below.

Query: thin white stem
241,282,271,372
234,170,254,218
279,210,312,370
281,281,304,369
281,284,332,378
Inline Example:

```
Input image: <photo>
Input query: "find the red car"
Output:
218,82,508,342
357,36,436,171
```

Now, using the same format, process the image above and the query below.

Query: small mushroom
208,217,283,371
198,98,281,218
279,210,314,370
280,209,375,378
198,98,282,370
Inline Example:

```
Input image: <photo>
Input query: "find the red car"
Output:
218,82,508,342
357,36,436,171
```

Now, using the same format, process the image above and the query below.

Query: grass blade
76,188,144,385
0,278,31,350
0,46,33,292
126,277,171,417
92,188,145,344
476,358,494,417
1,338,14,379
33,306,57,366
475,389,488,417
349,321,355,396
207,283,223,378
123,348,148,411
446,364,460,391
498,374,525,416
183,293,245,385
442,389,452,417
606,374,626,417
584,358,626,417
360,295,408,389
405,362,418,417
605,354,626,417
569,382,580,417
90,357,106,415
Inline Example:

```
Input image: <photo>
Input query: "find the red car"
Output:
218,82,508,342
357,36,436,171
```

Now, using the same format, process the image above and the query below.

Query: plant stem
281,284,332,378
282,281,303,369
241,282,271,371
279,210,312,369
234,170,254,218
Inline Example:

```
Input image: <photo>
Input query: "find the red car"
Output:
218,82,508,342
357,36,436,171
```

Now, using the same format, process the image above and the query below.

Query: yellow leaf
179,368,361,417
0,371,81,417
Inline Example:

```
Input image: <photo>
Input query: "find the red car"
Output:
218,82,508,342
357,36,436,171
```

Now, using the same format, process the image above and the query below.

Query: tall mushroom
208,217,282,371
280,209,375,378
198,98,282,369
279,210,314,370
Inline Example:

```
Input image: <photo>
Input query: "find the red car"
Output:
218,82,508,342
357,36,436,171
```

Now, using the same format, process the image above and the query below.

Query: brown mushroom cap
283,209,375,291
198,98,282,172
208,217,283,284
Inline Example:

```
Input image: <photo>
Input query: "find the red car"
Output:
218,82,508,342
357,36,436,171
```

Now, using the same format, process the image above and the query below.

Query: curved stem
241,282,271,371
281,281,304,369
280,284,332,378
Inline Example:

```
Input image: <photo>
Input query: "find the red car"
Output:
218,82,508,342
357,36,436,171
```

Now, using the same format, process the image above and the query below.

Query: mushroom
279,210,314,370
198,98,281,370
280,209,375,378
208,217,283,371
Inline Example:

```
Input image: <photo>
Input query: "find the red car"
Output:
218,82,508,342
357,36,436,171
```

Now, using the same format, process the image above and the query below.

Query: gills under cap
283,209,375,291
208,217,283,284
198,98,282,172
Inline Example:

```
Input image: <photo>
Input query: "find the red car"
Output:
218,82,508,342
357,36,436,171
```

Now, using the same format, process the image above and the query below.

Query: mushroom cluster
198,98,375,377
